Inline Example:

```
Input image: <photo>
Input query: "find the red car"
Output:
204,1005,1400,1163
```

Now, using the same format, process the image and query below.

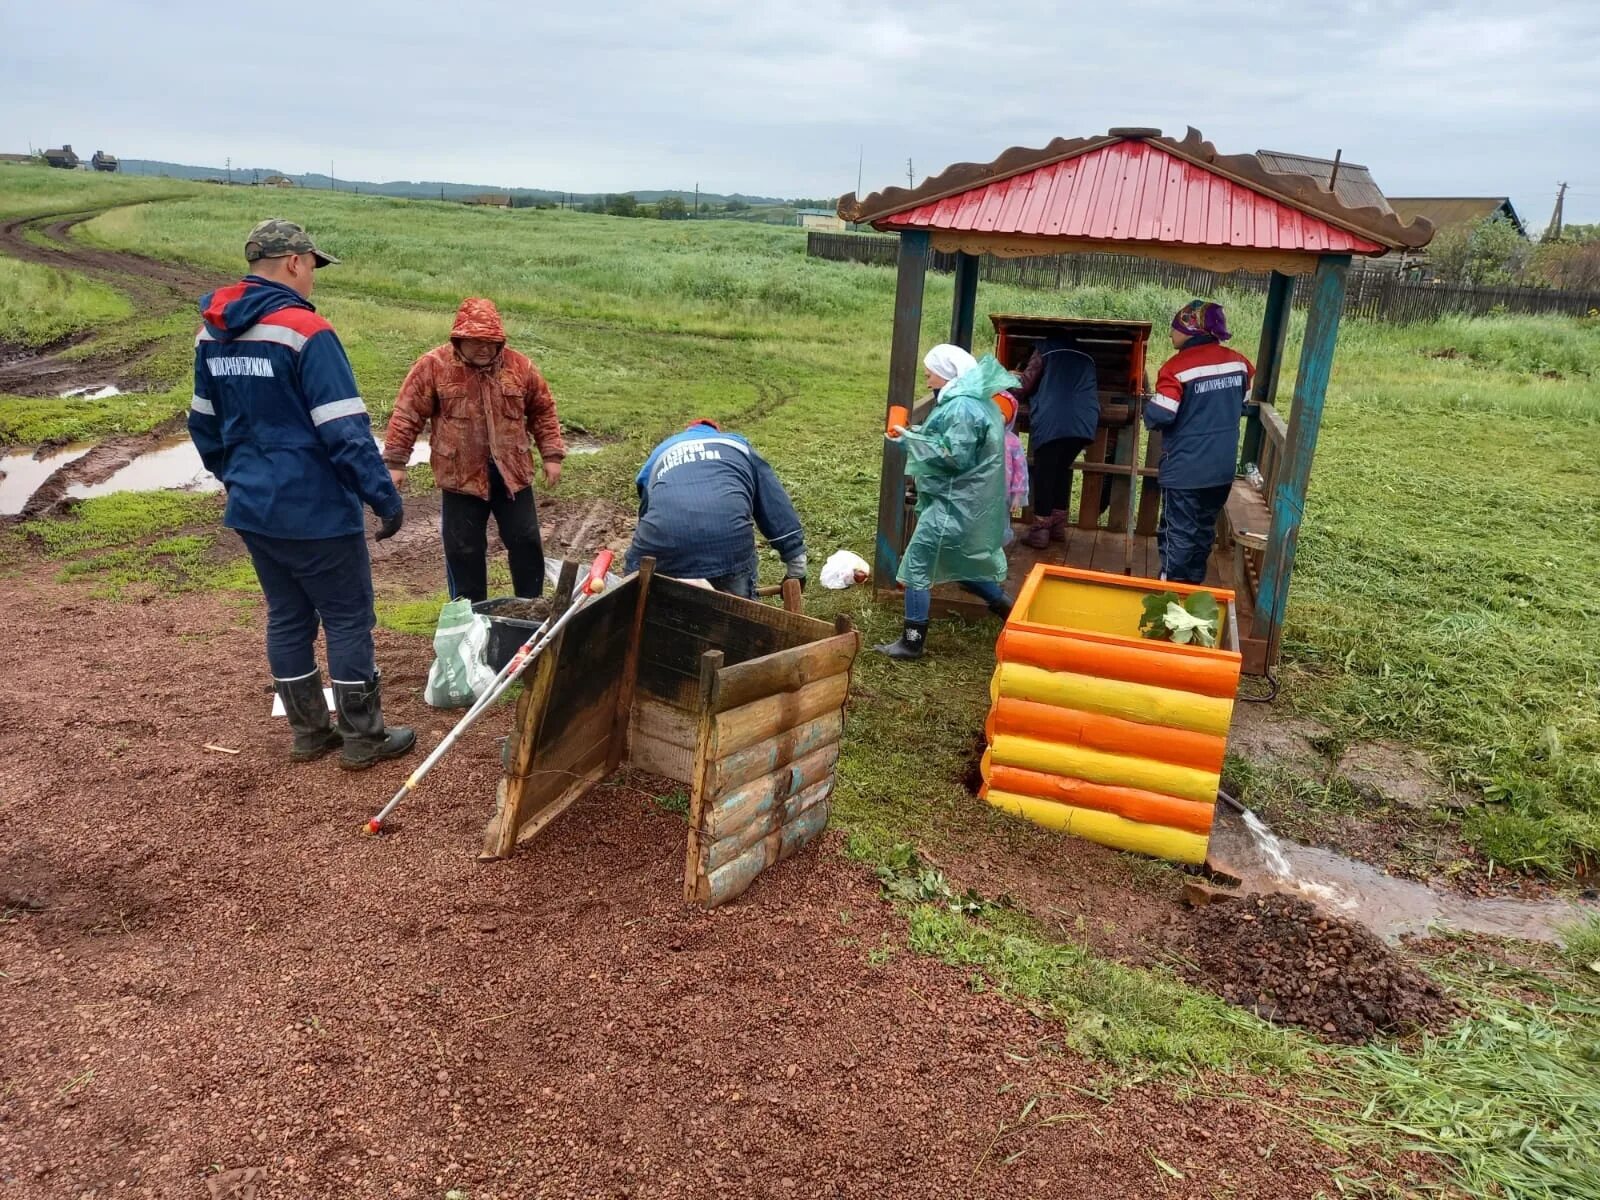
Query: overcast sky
4,1,1597,224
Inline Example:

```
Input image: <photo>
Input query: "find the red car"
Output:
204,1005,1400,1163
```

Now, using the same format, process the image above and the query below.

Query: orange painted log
996,627,1238,699
983,761,1215,835
985,696,1226,774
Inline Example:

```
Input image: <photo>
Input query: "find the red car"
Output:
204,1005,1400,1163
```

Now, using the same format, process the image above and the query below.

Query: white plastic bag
424,599,497,709
819,550,871,590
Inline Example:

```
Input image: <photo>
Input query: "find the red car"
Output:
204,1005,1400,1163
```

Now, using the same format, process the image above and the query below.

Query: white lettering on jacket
207,357,276,378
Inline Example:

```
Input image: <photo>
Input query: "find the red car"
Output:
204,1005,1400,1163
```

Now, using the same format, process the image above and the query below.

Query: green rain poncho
896,354,1019,591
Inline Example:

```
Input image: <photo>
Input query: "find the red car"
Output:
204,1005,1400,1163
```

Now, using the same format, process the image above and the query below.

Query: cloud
1,0,1595,221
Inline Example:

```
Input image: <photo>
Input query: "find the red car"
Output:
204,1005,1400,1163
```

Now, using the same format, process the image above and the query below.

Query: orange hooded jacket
382,298,565,499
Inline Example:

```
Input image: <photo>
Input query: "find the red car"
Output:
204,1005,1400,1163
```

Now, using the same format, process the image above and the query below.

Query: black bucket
472,598,551,674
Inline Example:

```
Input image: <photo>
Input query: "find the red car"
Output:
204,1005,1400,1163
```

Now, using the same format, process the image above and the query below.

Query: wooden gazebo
837,127,1431,675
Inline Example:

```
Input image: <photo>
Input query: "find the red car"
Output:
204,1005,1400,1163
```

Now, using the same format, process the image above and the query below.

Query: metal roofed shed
1388,197,1527,239
837,126,1432,675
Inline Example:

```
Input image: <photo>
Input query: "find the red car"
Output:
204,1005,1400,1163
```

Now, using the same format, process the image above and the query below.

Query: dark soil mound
1173,893,1454,1043
481,596,552,622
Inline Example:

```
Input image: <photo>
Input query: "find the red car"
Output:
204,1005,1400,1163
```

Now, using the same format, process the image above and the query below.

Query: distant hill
118,160,790,208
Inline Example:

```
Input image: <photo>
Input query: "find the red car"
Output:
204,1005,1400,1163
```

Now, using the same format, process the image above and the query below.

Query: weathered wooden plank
703,744,840,841
631,696,698,750
702,800,830,908
712,672,850,758
650,574,830,644
711,630,860,714
875,229,931,588
511,701,617,784
1076,426,1110,528
480,623,568,859
512,754,611,847
608,560,654,772
628,731,696,784
708,710,845,795
681,650,724,905
703,777,834,872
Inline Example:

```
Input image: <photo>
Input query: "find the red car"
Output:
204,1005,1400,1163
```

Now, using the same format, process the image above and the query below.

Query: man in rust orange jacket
383,298,566,601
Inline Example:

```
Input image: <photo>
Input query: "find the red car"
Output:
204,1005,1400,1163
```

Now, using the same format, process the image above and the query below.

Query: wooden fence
806,232,1600,324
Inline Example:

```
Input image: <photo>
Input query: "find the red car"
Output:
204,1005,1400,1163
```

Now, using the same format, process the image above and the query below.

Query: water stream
1207,803,1595,944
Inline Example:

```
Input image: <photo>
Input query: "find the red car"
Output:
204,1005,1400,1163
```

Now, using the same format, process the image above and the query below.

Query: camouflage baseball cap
244,218,339,267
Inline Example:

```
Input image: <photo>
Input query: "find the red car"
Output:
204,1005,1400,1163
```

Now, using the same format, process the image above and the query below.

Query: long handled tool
1123,395,1144,575
362,550,614,835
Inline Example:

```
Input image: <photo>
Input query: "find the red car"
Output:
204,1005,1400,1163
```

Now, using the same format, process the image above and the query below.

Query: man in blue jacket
189,219,415,770
1144,300,1255,583
624,420,806,598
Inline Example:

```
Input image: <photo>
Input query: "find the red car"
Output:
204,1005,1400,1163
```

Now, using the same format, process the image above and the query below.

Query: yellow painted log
988,733,1219,804
991,661,1232,738
985,789,1209,865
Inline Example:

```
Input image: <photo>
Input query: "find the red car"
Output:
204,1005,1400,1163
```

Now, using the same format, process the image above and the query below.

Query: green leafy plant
1138,590,1219,647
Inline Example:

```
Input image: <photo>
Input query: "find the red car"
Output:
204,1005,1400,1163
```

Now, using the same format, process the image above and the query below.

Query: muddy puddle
0,444,93,515
3,435,433,514
59,384,123,400
1206,803,1597,944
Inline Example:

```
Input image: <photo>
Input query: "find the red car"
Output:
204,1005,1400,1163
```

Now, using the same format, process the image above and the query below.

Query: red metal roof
879,139,1385,254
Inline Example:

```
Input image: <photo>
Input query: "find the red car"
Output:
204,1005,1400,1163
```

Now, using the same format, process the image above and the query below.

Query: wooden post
606,558,654,773
682,650,724,904
481,623,569,859
950,251,979,350
1240,270,1295,470
874,230,930,594
1256,255,1348,668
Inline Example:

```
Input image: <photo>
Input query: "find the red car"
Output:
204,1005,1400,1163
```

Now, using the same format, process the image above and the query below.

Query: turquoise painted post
1239,270,1296,470
1255,254,1348,666
874,230,930,591
950,252,980,350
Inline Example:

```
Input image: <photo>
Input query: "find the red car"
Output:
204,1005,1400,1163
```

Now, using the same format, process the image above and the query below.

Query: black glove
375,505,404,541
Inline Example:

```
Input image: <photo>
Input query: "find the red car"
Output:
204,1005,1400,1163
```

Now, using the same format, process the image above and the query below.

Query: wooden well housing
480,562,860,907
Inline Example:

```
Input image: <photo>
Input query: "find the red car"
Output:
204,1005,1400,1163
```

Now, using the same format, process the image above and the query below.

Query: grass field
4,166,1600,1197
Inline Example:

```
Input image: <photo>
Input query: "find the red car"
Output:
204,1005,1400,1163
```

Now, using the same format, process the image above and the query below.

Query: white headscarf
924,343,977,387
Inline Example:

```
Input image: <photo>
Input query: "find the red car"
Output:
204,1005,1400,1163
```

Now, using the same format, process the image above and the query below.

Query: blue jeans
1158,484,1231,584
240,531,378,682
903,579,1005,622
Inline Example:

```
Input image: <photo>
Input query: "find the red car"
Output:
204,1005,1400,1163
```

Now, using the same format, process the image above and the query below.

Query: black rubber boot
874,619,928,661
274,670,341,763
987,593,1015,620
333,673,417,771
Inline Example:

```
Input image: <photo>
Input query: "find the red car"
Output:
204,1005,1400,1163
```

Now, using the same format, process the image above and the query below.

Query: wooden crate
982,564,1240,864
480,565,860,907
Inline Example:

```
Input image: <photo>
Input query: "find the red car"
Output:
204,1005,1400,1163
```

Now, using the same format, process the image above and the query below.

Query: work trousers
1030,436,1092,517
904,579,1006,622
1157,483,1231,584
442,463,545,602
240,530,377,683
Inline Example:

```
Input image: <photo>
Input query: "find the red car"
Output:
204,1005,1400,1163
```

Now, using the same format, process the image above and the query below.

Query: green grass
0,256,132,346
0,165,199,221
1327,944,1600,1200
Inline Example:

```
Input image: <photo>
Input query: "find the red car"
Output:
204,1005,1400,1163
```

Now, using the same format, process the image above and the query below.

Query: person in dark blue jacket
188,219,415,770
1144,300,1255,583
1012,336,1100,548
624,420,806,598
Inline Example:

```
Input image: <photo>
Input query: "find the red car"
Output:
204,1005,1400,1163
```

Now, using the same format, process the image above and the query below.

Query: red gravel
1,562,1407,1198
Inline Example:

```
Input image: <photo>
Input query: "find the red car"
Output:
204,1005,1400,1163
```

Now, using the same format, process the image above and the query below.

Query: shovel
362,550,614,836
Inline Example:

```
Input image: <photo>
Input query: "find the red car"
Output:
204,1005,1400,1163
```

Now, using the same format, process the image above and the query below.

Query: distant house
90,150,119,172
0,152,38,166
796,207,845,232
1387,197,1526,240
463,193,512,208
261,174,296,188
43,144,79,169
1255,150,1395,217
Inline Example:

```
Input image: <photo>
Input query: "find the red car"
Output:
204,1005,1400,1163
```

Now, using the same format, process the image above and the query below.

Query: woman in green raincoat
877,344,1019,661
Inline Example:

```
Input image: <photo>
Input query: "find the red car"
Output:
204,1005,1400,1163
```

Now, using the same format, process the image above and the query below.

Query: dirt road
0,207,224,396
0,542,1397,1198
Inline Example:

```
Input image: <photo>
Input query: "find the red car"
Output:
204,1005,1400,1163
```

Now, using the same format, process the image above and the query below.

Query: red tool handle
582,550,614,595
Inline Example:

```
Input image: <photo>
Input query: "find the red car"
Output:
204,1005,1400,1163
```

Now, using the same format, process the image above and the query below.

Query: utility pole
857,145,864,198
906,157,914,189
226,156,231,185
1544,182,1568,242
694,181,700,216
330,159,335,191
